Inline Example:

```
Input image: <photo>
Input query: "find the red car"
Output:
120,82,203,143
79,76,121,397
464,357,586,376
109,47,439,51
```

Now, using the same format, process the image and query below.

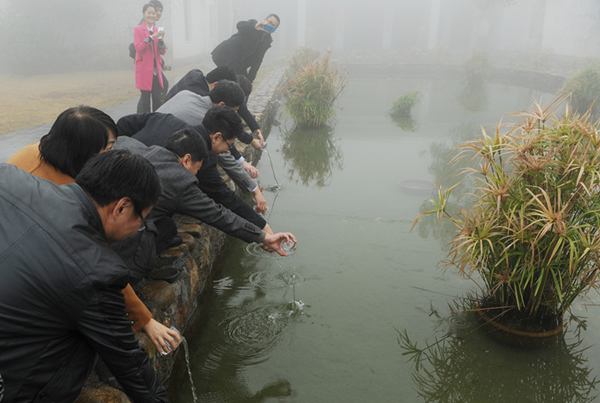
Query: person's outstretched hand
262,233,297,257
142,319,181,355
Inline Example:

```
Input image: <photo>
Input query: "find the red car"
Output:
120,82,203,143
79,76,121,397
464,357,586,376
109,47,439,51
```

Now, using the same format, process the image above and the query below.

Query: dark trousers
160,71,169,104
154,215,178,255
137,74,163,113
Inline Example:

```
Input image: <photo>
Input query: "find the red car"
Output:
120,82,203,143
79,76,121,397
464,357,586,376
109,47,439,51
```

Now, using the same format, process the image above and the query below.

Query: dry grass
0,63,199,136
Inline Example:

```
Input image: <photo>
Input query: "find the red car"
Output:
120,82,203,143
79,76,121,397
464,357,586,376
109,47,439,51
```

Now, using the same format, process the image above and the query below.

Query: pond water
170,77,600,402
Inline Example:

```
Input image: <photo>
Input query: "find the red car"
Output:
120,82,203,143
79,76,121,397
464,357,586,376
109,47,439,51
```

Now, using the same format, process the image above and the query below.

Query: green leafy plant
390,91,420,118
561,65,600,119
284,49,348,128
462,50,492,84
413,96,600,331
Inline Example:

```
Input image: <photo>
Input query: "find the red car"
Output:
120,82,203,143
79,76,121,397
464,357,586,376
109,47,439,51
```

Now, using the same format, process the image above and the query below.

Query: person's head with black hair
206,66,237,86
208,80,245,109
164,128,208,175
75,149,161,244
39,105,117,179
202,105,245,154
235,74,253,100
267,14,280,26
149,0,163,20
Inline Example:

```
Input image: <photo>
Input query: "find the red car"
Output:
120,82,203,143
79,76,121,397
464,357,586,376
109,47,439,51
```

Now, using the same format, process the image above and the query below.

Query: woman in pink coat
134,3,166,113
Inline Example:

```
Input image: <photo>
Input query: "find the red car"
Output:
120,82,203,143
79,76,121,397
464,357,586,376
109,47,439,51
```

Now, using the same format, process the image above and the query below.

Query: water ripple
206,303,302,367
248,270,305,289
245,243,284,259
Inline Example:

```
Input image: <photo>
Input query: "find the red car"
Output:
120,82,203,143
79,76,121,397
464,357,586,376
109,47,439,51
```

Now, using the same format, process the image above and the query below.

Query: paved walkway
0,65,285,164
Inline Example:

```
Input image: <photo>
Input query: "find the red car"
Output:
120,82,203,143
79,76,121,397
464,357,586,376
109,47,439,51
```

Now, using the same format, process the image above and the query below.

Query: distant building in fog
2,0,599,75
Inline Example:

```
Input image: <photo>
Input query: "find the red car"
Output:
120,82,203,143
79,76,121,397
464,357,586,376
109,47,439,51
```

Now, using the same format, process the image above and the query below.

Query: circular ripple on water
245,243,284,259
445,315,470,329
248,270,305,289
217,303,294,366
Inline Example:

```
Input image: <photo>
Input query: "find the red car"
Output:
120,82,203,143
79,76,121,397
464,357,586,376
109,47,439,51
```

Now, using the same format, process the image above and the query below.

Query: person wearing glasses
211,14,280,83
113,110,296,259
0,150,171,402
7,106,179,355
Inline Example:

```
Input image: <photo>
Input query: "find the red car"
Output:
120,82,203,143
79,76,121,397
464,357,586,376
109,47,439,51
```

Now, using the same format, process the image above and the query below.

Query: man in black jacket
211,14,280,83
0,150,171,402
164,66,265,148
117,109,269,231
114,128,295,256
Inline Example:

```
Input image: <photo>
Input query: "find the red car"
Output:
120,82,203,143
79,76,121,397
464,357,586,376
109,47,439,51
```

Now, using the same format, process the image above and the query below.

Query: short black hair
236,74,253,98
142,3,156,13
39,105,116,179
149,0,163,10
206,66,236,84
202,105,244,141
208,80,245,108
76,149,161,217
267,14,280,25
164,128,208,163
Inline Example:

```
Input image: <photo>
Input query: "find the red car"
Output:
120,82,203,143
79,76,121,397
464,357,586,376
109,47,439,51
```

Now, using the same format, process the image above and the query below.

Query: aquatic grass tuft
561,65,600,119
283,49,348,128
390,91,420,118
462,50,492,84
413,95,600,321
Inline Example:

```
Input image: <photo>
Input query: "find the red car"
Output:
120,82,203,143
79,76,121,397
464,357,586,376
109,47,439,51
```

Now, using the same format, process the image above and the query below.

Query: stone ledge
75,68,286,402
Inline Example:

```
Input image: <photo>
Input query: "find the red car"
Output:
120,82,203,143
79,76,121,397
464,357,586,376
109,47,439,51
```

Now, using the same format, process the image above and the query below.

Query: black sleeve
236,19,257,33
237,103,260,132
229,145,243,160
77,283,170,402
117,113,153,137
247,51,266,83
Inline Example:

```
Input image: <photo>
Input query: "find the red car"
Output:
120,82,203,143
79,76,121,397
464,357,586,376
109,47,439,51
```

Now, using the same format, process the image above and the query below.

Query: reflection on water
415,123,480,243
458,80,488,112
280,124,343,187
398,300,599,403
390,115,419,132
170,77,600,402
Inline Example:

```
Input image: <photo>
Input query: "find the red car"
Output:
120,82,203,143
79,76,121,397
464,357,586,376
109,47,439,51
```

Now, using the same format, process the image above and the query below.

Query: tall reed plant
414,96,600,326
284,49,348,128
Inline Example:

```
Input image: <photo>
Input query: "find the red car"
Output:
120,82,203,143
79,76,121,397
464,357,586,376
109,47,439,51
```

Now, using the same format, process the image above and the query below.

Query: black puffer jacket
211,19,273,82
0,164,169,403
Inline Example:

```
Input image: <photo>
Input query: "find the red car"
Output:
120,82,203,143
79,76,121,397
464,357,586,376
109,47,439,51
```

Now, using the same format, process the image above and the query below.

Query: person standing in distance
134,3,166,113
211,14,280,83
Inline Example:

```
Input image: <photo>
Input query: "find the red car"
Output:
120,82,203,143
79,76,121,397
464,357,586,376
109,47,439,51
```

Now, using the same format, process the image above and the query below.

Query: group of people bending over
0,65,295,402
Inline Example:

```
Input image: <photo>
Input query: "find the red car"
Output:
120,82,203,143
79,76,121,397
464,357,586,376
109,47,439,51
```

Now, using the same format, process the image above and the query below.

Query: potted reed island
413,98,600,347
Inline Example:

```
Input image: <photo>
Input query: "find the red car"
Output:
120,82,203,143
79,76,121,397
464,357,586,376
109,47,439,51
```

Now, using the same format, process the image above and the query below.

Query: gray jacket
155,91,257,193
115,137,265,243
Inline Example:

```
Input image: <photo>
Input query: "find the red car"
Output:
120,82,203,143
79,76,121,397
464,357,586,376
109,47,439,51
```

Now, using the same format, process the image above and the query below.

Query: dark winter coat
0,164,169,403
211,19,273,82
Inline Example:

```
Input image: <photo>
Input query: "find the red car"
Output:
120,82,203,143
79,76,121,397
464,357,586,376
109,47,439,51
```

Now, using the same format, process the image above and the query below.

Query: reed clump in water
283,49,348,128
561,65,600,119
413,95,600,332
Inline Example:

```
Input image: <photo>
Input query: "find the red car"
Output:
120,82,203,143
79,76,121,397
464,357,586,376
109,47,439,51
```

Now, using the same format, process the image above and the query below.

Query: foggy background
1,0,599,77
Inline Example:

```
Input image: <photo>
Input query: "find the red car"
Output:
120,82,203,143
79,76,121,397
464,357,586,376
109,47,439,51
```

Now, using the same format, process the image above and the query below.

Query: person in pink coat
134,3,166,113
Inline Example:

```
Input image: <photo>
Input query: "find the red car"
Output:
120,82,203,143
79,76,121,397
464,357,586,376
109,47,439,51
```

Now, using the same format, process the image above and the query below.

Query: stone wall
74,68,286,403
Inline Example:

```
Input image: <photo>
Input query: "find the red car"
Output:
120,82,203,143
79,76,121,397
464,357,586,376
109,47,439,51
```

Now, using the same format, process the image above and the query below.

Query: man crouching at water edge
0,151,173,402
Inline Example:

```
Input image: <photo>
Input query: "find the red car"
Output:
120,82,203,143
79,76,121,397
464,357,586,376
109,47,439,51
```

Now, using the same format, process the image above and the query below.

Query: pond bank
74,68,286,403
342,63,566,93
